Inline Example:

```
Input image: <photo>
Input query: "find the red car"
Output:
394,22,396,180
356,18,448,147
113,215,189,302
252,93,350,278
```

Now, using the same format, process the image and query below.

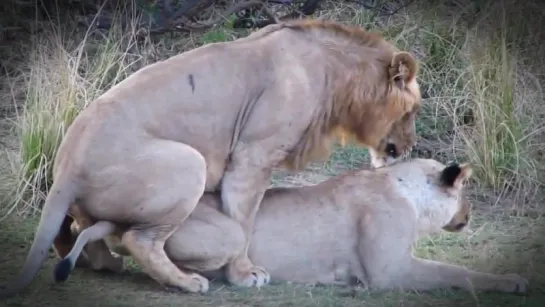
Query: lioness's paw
501,274,529,294
230,266,271,288
165,273,210,293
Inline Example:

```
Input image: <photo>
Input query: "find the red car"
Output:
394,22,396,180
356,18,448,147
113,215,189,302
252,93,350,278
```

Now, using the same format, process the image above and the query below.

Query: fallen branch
165,0,280,32
233,0,325,29
76,0,414,36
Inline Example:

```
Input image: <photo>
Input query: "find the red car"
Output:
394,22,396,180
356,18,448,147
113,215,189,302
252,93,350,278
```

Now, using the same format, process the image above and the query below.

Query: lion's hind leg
121,225,209,293
113,140,210,293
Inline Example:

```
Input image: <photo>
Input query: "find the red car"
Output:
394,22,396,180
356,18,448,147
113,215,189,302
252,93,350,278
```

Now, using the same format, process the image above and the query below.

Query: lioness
57,158,528,294
0,19,422,297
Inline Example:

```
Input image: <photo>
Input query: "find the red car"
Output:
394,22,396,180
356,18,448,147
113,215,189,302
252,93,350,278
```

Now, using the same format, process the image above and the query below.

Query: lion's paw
229,265,271,288
165,273,210,293
501,274,529,294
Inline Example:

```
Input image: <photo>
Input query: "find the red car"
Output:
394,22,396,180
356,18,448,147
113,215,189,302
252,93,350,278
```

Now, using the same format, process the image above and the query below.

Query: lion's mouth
370,146,413,169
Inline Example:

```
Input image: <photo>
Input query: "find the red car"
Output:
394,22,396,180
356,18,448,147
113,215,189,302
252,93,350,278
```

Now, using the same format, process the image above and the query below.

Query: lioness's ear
440,163,473,190
389,51,418,90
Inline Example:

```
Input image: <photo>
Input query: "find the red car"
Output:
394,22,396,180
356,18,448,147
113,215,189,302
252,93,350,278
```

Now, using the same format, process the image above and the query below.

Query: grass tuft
448,1,545,210
4,6,152,216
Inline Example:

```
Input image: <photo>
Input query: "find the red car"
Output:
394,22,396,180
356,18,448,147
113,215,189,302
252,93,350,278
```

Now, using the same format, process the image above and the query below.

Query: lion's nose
385,143,398,158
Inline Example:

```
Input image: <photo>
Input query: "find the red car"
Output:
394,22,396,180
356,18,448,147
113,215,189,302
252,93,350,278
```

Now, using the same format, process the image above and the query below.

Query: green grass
0,0,544,305
1,205,543,306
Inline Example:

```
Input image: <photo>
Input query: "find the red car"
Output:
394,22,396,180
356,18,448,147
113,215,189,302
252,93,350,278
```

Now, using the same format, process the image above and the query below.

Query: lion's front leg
220,161,273,288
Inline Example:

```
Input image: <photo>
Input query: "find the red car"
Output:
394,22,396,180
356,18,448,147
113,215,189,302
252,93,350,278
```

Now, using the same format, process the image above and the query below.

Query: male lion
57,158,529,294
0,19,421,297
50,108,421,278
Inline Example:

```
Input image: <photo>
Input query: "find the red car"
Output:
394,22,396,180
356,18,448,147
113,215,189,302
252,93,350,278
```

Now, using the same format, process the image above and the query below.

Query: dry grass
0,0,544,305
1,3,155,217
2,0,543,215
446,1,545,211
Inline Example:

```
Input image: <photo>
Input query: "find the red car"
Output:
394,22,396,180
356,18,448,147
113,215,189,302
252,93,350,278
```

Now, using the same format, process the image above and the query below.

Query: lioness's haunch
0,18,422,297
58,158,528,294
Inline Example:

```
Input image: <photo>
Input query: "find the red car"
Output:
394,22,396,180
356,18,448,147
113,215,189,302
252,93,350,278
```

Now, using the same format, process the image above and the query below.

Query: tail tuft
53,258,74,283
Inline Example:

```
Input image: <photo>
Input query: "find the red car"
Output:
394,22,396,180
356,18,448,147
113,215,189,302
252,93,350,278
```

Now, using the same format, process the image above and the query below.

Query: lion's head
367,103,420,168
334,48,421,165
280,20,421,170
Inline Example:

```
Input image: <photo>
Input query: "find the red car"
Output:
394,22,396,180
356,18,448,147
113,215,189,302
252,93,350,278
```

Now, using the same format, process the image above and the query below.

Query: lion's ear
440,163,473,190
389,51,418,90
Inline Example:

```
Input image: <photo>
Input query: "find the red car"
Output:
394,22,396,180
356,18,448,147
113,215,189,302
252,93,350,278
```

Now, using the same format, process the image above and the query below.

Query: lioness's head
439,163,473,233
394,159,472,235
442,194,471,233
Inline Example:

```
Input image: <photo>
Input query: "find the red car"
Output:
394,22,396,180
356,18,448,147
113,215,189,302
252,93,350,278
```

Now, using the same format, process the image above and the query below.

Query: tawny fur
62,158,529,294
54,112,420,279
0,19,422,297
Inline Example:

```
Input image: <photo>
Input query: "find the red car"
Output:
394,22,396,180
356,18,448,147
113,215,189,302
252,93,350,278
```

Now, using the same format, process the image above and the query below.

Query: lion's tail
0,174,78,299
53,220,116,282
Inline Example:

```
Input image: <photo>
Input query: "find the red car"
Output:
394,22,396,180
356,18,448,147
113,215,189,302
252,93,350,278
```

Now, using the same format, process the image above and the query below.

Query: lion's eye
393,75,405,89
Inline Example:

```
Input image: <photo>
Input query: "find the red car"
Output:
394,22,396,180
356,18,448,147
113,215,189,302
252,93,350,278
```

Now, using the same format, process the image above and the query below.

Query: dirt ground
1,164,544,307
